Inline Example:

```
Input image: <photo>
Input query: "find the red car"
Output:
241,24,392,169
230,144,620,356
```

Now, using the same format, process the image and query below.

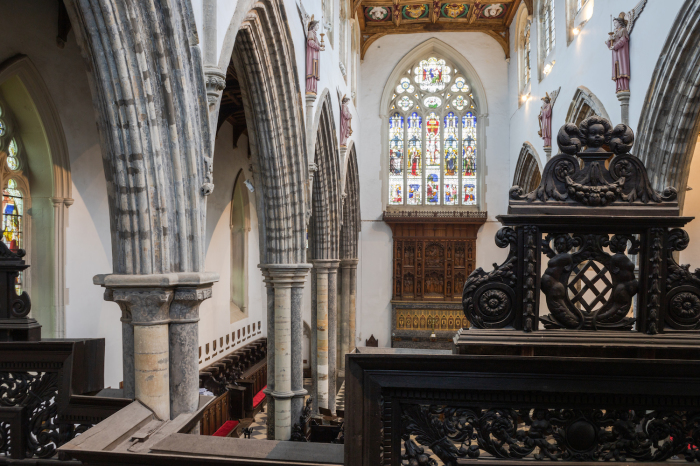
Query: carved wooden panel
383,213,486,302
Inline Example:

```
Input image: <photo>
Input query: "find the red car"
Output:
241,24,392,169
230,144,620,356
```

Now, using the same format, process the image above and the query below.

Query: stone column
111,288,173,420
312,259,340,412
349,262,357,352
309,266,318,414
339,258,358,375
97,273,217,421
169,286,213,419
261,264,311,440
261,272,275,439
327,262,339,414
617,91,630,126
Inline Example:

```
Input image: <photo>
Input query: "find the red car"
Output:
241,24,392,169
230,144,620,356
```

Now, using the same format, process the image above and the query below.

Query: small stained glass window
423,96,442,109
414,57,451,93
7,139,19,170
543,0,555,57
396,77,415,94
452,95,467,110
3,179,23,294
450,77,469,93
398,96,413,112
0,120,5,137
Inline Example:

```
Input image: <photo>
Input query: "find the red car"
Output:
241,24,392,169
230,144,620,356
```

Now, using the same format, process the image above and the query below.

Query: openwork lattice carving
464,116,700,334
401,404,700,464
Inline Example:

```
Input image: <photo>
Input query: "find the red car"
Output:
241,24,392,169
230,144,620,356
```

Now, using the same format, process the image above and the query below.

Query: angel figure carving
538,88,560,148
340,95,353,146
305,15,324,95
605,1,646,93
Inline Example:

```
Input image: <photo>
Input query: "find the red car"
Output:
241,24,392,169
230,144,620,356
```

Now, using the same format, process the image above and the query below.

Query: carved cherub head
579,116,612,152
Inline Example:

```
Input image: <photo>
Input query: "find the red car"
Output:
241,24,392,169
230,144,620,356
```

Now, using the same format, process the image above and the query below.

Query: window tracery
388,56,478,207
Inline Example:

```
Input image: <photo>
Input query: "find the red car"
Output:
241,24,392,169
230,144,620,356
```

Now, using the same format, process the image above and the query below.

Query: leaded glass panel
407,112,422,205
3,179,23,294
462,112,477,205
425,112,440,204
443,112,459,206
389,113,404,205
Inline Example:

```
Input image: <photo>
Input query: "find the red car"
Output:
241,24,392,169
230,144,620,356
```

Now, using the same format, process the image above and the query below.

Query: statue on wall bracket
538,87,560,154
605,0,646,94
305,15,324,95
340,95,353,147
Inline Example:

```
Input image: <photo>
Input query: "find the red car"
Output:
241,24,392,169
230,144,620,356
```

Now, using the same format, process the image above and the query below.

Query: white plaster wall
358,32,510,347
199,123,266,366
508,0,684,176
0,1,120,386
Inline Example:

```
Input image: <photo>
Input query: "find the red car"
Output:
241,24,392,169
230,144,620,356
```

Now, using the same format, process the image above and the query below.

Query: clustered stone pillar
98,273,218,421
312,259,340,413
259,264,311,440
339,258,358,374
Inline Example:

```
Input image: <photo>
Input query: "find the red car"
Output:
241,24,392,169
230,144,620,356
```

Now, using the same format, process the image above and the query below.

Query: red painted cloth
253,385,267,408
212,420,239,437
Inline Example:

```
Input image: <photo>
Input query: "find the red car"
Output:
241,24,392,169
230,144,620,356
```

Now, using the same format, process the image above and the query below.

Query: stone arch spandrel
635,0,700,209
232,0,308,264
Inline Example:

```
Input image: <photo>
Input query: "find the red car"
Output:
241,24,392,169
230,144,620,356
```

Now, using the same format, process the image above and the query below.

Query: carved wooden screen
384,213,486,301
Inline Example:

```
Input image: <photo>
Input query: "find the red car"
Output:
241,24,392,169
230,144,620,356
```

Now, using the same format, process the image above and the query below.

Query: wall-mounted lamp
521,93,530,102
543,60,556,75
244,179,255,192
573,27,580,35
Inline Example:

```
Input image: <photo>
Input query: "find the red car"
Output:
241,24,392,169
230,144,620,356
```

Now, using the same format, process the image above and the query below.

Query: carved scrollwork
462,228,517,329
401,404,700,463
540,233,637,331
512,117,677,207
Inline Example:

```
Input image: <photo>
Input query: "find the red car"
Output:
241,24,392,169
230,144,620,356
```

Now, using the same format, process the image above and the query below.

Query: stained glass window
444,112,459,206
407,112,422,205
425,112,441,204
387,56,478,207
414,57,451,93
388,113,404,205
0,119,5,137
3,179,23,293
543,0,555,57
462,113,477,205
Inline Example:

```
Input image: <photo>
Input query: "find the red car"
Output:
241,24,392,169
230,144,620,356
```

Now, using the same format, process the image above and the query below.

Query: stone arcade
3,0,700,464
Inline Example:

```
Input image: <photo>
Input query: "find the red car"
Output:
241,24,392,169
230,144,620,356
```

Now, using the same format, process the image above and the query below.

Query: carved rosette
462,227,517,328
665,228,700,330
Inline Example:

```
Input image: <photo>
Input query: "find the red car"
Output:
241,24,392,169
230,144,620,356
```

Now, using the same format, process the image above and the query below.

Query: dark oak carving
464,116,700,334
384,213,486,302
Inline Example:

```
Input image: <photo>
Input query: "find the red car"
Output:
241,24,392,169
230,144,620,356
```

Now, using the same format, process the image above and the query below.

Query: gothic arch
232,0,308,264
512,142,542,195
0,55,72,337
565,86,610,125
310,94,341,260
379,38,489,211
65,0,211,274
635,0,700,209
341,147,360,260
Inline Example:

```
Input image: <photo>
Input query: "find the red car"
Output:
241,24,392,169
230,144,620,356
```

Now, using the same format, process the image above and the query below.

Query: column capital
340,258,359,268
259,264,312,287
312,259,341,271
96,272,218,324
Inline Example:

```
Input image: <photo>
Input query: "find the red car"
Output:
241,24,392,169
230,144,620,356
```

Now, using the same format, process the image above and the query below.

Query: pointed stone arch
341,147,360,261
512,142,542,195
565,86,610,126
232,0,308,265
310,93,342,261
0,54,73,338
635,0,700,209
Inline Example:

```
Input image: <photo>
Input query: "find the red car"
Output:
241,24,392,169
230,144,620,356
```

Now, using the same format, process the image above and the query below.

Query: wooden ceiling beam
362,22,508,34
504,0,522,27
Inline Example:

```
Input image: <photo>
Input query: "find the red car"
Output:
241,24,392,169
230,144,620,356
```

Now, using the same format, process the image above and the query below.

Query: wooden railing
345,347,700,466
0,339,131,460
198,337,267,436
